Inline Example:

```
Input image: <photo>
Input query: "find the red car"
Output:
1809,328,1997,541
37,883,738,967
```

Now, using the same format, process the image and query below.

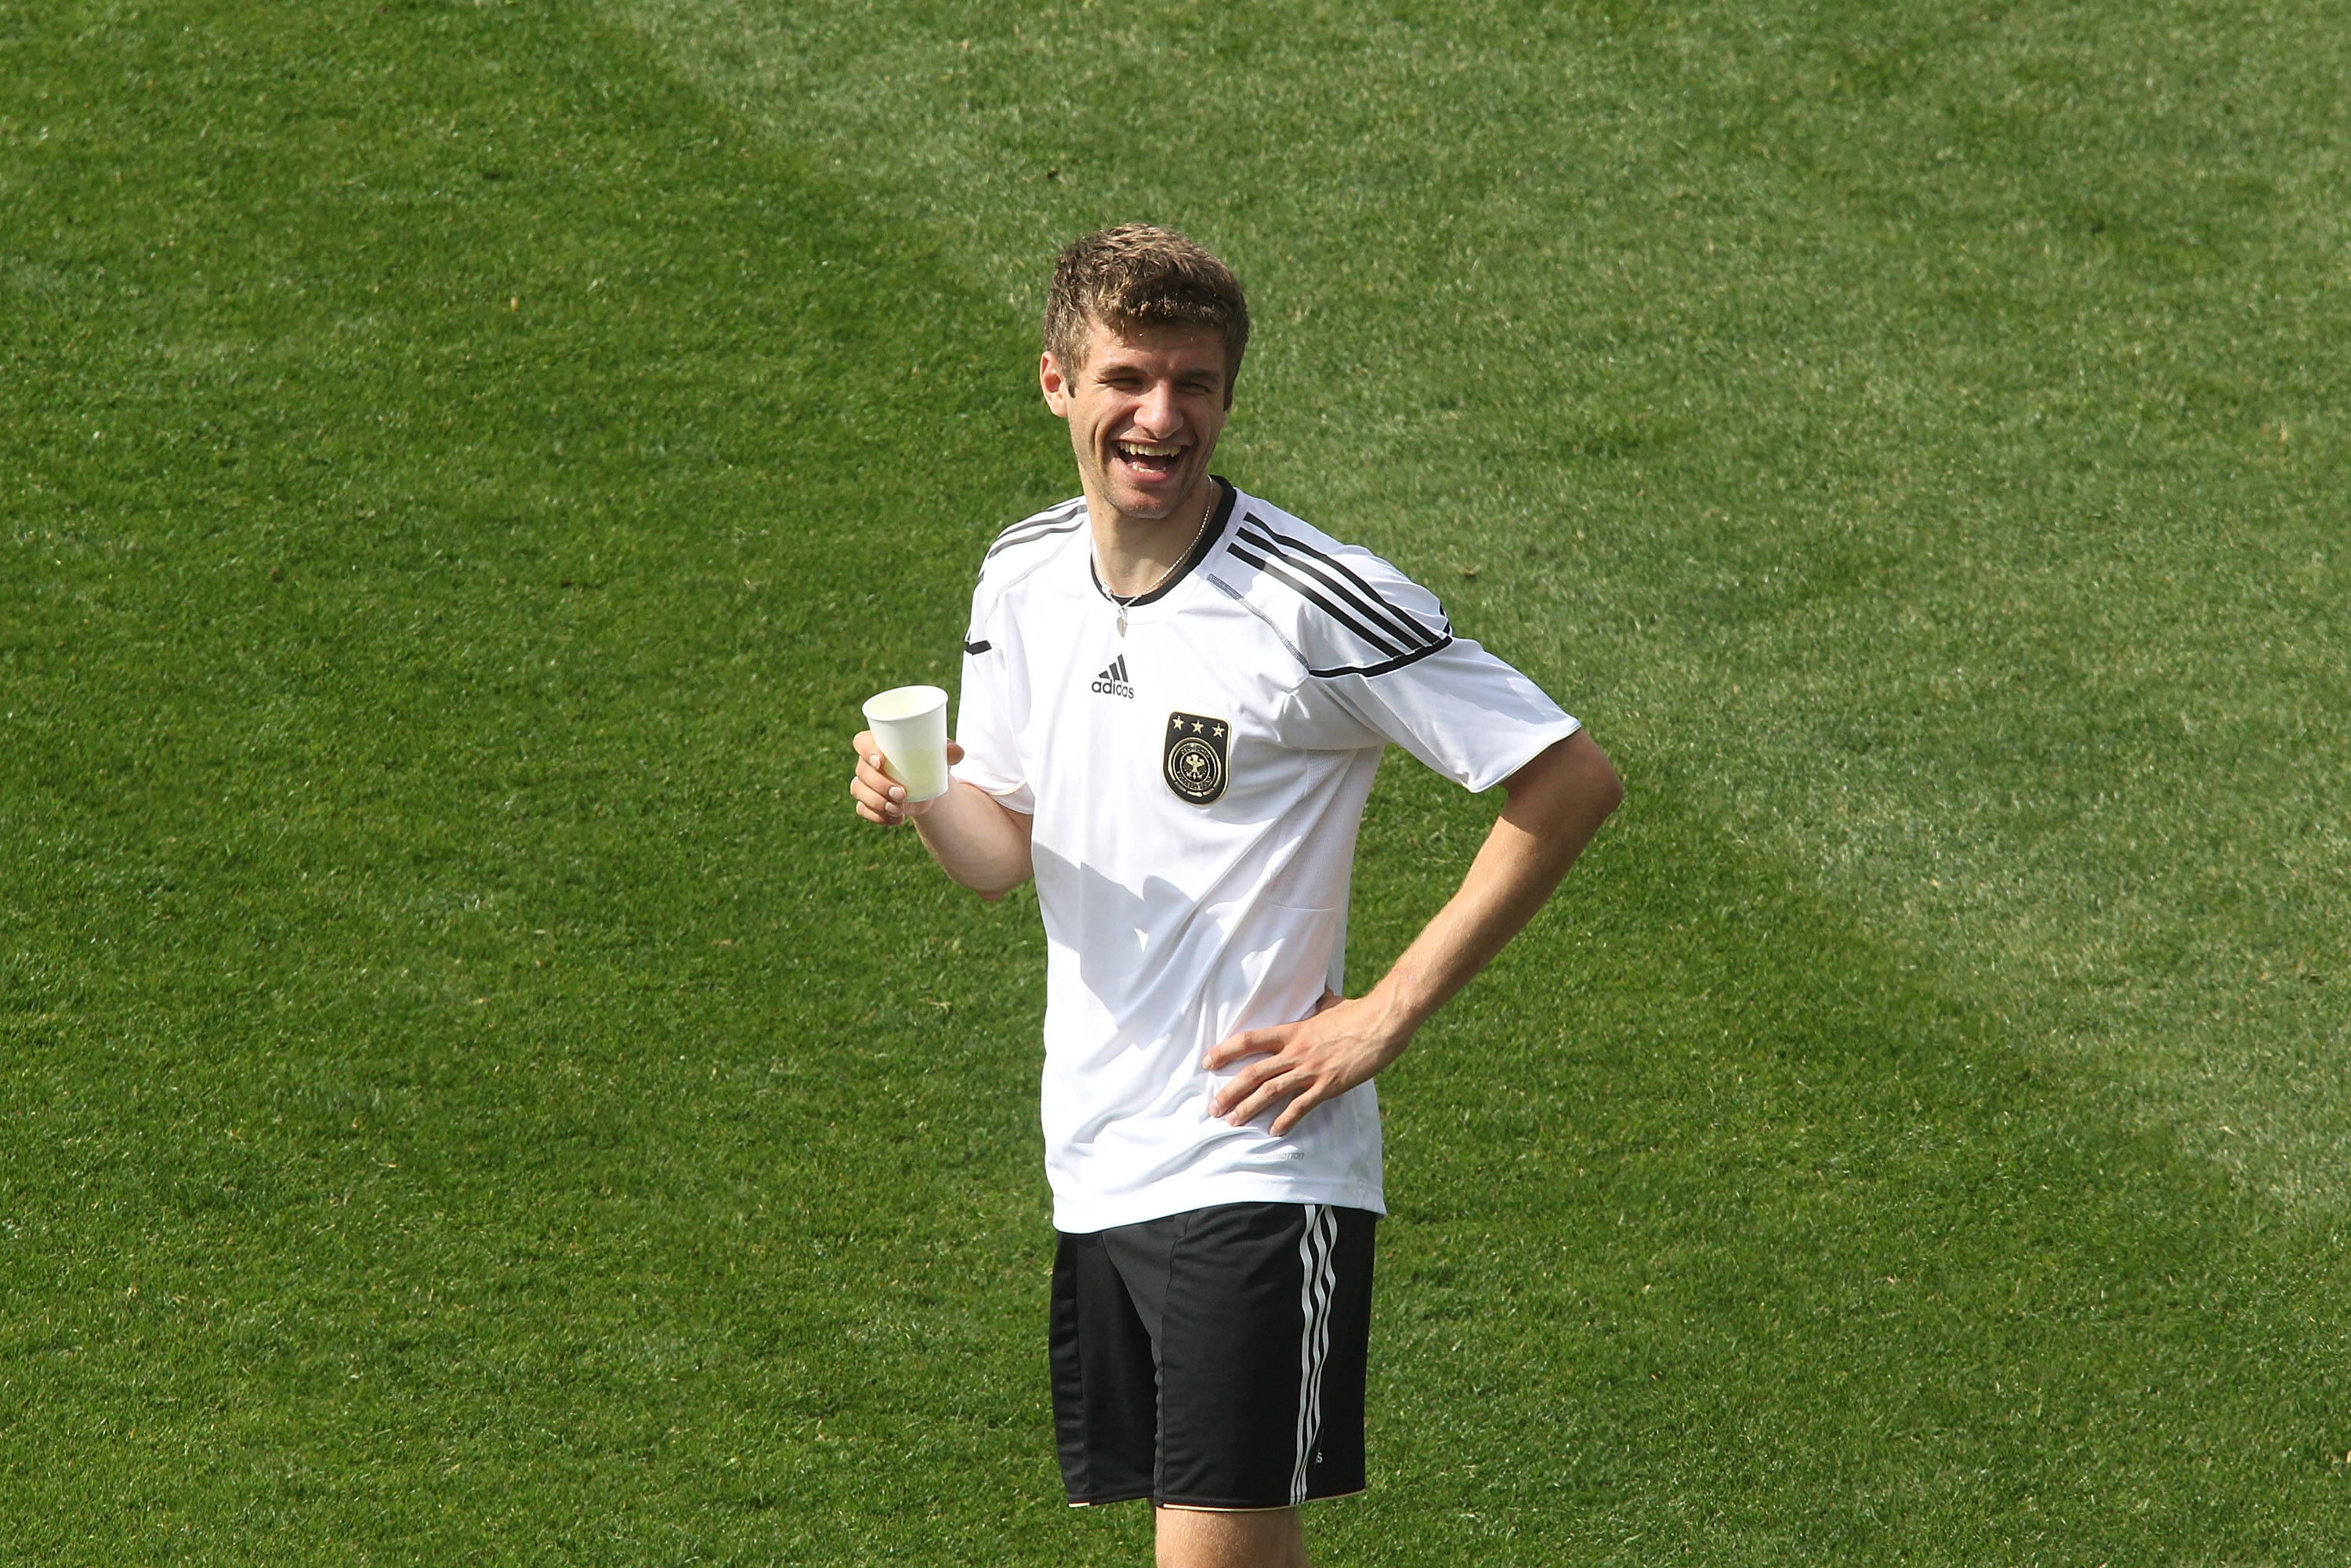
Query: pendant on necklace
1101,483,1214,644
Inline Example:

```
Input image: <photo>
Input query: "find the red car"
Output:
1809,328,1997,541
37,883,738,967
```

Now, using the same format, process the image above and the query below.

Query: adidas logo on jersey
1091,655,1136,699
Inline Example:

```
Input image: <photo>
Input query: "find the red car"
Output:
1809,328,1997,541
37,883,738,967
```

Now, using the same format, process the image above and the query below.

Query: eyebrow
1098,364,1226,388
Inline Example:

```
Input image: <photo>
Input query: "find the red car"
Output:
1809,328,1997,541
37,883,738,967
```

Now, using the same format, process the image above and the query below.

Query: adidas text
1091,654,1136,700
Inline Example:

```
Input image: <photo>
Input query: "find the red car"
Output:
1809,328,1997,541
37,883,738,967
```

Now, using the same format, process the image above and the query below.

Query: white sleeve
1279,548,1580,793
1322,636,1581,792
949,587,1034,813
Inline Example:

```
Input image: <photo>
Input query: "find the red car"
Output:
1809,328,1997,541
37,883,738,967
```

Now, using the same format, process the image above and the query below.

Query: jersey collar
1087,476,1237,612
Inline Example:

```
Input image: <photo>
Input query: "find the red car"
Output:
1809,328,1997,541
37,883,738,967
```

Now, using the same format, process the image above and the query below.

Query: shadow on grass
1340,761,2346,1563
2,2,1077,1563
4,1,2348,1564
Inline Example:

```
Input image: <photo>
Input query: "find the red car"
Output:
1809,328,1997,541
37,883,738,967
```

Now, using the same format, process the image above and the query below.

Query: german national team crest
1163,712,1230,805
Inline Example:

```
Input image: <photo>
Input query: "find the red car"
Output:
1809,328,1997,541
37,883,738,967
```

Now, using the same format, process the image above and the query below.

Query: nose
1130,378,1183,438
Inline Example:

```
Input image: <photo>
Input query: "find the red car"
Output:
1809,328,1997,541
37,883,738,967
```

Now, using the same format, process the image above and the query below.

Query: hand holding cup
851,732,966,824
853,686,960,825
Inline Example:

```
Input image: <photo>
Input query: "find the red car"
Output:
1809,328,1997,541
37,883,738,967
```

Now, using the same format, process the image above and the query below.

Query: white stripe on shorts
1291,1204,1339,1505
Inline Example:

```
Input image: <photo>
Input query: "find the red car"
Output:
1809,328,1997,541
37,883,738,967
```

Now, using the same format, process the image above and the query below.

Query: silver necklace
1104,483,1217,636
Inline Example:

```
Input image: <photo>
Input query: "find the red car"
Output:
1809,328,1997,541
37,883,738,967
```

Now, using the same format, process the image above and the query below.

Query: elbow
1561,756,1622,850
1520,730,1621,817
960,856,1034,904
1549,733,1622,844
1500,732,1621,849
1569,729,1624,818
1596,756,1625,817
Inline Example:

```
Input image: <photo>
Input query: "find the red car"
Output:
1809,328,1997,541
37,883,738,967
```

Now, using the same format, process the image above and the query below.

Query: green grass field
5,0,2348,1560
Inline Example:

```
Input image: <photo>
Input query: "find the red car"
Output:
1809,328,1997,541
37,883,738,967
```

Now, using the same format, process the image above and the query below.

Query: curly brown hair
1042,226,1250,404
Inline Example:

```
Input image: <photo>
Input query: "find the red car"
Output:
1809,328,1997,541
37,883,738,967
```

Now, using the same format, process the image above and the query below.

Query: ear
1040,351,1073,418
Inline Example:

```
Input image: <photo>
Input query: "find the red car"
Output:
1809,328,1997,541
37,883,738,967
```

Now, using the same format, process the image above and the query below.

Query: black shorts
1049,1201,1377,1511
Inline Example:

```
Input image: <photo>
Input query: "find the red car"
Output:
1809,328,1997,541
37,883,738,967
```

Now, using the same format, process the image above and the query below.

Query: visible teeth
1118,441,1181,458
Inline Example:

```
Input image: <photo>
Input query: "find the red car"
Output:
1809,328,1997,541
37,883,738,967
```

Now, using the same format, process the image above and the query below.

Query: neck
1089,476,1220,598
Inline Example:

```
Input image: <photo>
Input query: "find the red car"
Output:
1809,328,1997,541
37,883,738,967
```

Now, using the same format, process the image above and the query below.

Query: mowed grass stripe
1353,771,2346,1561
3,1,2349,1565
618,0,2351,1207
5,2,1078,1562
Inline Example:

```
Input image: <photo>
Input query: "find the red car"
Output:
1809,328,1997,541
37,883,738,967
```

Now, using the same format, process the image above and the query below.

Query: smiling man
849,226,1621,1568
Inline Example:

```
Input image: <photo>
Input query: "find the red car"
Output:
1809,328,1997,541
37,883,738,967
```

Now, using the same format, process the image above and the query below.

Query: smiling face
1041,317,1232,527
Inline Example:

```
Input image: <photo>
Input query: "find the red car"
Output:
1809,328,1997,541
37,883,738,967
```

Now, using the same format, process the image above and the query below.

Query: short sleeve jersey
955,481,1581,1233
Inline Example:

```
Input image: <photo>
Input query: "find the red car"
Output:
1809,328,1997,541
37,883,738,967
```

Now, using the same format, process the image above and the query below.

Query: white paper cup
860,684,951,804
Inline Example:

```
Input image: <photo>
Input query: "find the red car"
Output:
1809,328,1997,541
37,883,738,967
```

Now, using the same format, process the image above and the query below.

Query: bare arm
1205,727,1622,1134
849,730,1034,900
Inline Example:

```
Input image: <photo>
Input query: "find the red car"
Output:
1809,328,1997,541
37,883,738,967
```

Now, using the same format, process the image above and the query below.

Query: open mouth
1113,439,1186,480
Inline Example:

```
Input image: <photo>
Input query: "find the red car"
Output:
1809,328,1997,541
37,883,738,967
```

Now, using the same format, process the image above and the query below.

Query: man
849,226,1621,1568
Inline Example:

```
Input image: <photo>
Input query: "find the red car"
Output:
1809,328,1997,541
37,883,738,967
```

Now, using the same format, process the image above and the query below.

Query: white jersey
955,481,1580,1233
